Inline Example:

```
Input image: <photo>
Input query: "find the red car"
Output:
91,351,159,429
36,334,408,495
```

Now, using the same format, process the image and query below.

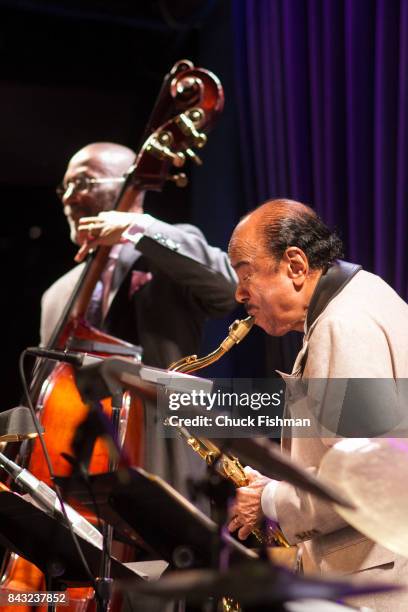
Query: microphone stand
72,363,130,612
188,464,237,612
94,391,123,612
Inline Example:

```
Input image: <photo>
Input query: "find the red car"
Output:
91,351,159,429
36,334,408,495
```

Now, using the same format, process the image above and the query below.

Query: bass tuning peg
168,173,188,188
185,148,203,166
146,140,186,168
176,114,207,148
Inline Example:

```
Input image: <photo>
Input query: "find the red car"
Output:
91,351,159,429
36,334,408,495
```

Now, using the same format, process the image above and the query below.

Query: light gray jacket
272,269,408,609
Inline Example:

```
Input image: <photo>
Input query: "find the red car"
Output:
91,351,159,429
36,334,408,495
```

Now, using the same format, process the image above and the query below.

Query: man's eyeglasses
56,176,126,200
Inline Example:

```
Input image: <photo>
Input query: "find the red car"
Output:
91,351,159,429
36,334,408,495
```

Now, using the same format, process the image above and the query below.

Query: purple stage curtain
232,0,408,299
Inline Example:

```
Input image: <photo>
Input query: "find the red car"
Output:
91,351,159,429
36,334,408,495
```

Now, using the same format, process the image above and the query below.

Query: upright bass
0,59,224,611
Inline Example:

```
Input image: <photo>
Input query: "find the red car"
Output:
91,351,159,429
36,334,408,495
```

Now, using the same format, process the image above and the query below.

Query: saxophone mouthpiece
221,315,255,352
168,315,254,372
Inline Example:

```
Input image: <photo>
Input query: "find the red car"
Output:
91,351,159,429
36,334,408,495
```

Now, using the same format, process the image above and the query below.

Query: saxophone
167,315,290,549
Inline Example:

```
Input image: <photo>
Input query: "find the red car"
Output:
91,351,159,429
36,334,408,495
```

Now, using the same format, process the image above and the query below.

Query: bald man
226,199,408,610
41,142,237,495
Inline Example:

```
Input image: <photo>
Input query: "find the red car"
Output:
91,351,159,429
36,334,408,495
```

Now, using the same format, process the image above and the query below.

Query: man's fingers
78,221,102,234
78,218,130,242
234,485,250,500
74,242,92,263
227,516,238,532
237,525,252,540
78,216,100,224
243,465,262,482
227,515,242,533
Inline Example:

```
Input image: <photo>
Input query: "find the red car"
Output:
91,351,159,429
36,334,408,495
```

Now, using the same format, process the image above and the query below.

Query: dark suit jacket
41,220,237,362
103,221,237,368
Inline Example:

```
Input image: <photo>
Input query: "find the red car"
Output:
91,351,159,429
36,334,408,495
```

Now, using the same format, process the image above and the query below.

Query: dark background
2,0,253,409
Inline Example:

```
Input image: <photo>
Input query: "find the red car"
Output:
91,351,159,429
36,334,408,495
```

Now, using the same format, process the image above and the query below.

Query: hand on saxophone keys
227,466,272,540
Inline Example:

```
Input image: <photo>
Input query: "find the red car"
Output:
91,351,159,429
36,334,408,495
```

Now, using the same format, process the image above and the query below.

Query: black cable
18,350,104,609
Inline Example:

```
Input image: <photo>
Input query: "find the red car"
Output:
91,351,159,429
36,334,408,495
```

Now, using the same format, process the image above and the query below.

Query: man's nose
63,204,72,218
61,183,76,204
235,283,248,304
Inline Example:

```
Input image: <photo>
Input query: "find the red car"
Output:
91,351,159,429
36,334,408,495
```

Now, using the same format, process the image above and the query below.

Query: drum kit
0,395,407,610
319,437,408,558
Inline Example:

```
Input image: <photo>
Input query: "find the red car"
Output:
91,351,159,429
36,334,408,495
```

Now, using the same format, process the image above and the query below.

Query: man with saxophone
226,198,408,611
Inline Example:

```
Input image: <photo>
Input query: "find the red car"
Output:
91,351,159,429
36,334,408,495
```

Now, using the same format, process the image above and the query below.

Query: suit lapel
104,242,142,317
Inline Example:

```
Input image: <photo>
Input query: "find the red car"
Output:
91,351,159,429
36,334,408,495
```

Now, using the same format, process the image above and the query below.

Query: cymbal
320,438,408,557
115,561,398,605
0,406,40,441
215,437,354,509
0,433,37,442
284,601,361,611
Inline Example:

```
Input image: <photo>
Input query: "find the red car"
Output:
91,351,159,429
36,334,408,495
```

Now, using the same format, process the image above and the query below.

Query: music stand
56,467,257,570
74,357,213,404
71,358,214,589
0,490,144,586
0,405,42,442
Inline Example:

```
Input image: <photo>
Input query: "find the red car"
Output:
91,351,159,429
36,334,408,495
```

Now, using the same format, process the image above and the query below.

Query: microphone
0,452,102,548
26,347,101,367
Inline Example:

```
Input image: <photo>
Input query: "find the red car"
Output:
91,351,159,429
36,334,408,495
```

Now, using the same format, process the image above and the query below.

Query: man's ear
284,247,308,287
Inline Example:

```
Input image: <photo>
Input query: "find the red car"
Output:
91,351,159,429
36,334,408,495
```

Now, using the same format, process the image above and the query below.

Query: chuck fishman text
165,415,311,428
